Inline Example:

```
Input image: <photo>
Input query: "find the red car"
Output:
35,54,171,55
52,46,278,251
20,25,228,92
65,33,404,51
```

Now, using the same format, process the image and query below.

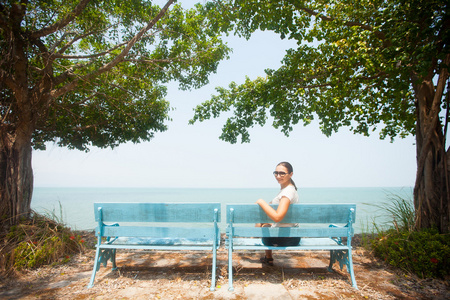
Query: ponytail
290,179,298,191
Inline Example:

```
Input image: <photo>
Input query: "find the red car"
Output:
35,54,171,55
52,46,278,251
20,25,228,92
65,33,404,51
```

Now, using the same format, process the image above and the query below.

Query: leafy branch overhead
190,0,447,144
0,0,231,151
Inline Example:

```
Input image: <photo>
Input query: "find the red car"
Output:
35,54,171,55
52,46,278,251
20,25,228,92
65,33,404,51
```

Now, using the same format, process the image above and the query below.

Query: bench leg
87,247,101,288
111,249,117,270
99,248,115,268
329,249,358,289
328,249,341,272
87,248,117,288
347,248,358,289
210,247,217,291
228,246,234,291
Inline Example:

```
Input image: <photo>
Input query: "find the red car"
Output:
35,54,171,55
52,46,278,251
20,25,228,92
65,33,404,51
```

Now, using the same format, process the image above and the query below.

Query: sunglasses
273,171,288,177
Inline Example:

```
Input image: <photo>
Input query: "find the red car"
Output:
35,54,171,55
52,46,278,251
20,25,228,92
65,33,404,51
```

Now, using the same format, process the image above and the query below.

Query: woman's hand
256,197,291,223
256,199,265,206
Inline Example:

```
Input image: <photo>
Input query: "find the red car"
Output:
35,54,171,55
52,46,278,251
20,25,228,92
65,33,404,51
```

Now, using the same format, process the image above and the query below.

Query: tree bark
0,1,35,229
0,129,34,228
413,56,450,233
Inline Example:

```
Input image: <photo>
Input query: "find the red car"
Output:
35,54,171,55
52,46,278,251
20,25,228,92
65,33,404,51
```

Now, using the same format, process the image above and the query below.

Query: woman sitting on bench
256,161,300,266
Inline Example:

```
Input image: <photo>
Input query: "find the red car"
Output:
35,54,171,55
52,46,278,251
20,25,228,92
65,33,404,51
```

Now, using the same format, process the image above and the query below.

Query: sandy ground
1,242,449,300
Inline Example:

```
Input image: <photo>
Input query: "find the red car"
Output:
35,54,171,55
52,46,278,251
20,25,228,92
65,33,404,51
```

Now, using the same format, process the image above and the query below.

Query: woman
256,161,300,266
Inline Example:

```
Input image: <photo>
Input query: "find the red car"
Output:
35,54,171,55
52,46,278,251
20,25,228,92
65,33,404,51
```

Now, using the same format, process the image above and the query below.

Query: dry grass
0,212,90,276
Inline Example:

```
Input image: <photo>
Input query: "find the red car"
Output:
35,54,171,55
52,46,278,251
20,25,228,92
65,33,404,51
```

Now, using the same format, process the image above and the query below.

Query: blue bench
88,202,221,291
226,204,357,291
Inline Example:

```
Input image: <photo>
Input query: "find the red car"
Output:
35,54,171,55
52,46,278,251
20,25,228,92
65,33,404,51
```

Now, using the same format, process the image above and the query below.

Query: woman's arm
256,197,291,223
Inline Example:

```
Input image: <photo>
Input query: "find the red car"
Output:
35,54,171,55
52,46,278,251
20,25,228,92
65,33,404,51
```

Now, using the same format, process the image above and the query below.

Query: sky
31,2,417,189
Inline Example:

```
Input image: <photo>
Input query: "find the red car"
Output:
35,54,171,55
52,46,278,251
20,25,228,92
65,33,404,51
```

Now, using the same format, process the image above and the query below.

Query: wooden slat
231,227,350,238
94,202,221,223
228,237,348,250
229,237,342,247
227,204,356,224
98,226,216,239
97,236,218,249
98,244,217,251
232,245,349,251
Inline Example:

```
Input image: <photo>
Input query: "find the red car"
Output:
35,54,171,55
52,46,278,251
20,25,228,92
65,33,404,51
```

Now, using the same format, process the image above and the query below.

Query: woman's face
273,165,292,187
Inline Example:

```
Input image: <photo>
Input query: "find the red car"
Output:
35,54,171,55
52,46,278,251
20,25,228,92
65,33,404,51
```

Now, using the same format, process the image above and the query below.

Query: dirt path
1,245,449,299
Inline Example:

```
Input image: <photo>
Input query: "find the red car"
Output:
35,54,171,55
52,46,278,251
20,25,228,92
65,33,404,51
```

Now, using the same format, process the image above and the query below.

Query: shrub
1,211,87,273
371,228,450,278
367,192,450,279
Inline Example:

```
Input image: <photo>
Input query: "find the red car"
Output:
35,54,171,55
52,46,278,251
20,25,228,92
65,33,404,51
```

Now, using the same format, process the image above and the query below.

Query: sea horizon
31,186,414,234
33,185,413,188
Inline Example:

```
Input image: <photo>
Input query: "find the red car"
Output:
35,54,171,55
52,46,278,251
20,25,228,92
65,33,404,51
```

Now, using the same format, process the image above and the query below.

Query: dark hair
277,162,297,190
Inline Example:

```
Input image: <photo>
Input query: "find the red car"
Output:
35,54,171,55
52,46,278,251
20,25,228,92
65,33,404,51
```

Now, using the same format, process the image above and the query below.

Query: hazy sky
31,2,417,189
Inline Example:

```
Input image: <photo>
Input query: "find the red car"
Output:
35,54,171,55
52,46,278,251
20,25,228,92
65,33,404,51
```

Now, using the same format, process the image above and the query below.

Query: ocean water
31,187,413,234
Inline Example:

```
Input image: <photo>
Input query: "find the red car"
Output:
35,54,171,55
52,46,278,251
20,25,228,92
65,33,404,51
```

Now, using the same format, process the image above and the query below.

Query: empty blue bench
88,202,221,290
226,204,357,291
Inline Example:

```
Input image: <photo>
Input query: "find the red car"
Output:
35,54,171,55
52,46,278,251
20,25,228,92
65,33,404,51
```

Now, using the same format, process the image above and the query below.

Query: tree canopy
1,0,230,152
191,0,447,144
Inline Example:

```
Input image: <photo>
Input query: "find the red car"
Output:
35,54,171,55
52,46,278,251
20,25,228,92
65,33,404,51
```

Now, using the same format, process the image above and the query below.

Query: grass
0,208,88,276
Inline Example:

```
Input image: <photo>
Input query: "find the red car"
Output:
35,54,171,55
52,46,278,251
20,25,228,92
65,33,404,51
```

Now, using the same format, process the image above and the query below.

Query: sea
31,187,413,234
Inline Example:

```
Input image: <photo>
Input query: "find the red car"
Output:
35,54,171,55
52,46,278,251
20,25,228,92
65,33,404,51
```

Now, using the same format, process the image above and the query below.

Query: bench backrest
226,204,356,238
94,202,221,239
227,204,355,224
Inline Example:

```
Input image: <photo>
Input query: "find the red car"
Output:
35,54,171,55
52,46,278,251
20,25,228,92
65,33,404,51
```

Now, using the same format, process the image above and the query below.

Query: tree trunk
413,63,450,233
0,3,35,229
0,129,34,229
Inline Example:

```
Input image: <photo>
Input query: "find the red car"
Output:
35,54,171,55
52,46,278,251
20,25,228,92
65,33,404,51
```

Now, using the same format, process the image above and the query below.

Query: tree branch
30,0,92,39
52,60,98,86
414,53,450,188
50,0,176,99
52,41,128,59
0,3,9,31
286,0,387,42
9,1,27,31
49,31,75,53
92,0,175,75
54,22,121,54
293,71,386,89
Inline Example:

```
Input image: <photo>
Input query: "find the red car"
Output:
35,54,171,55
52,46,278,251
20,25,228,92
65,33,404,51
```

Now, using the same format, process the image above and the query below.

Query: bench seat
231,237,346,249
100,237,218,249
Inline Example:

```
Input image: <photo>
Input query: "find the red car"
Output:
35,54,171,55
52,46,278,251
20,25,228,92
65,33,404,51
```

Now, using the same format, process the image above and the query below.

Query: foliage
0,212,88,273
1,0,231,152
190,0,447,143
366,193,449,279
371,228,450,279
